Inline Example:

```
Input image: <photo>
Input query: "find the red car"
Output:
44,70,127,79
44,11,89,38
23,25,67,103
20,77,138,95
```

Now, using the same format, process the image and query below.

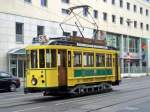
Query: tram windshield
30,49,56,69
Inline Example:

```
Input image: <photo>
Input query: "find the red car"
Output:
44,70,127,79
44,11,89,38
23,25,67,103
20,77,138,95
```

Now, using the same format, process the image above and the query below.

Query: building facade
0,0,150,78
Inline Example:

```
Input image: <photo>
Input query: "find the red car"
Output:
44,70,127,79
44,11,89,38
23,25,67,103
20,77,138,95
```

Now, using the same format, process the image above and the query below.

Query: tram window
39,49,45,68
26,51,30,68
74,52,82,67
46,49,51,68
68,51,71,67
96,53,105,67
106,54,112,67
51,49,56,67
83,53,94,67
31,50,37,68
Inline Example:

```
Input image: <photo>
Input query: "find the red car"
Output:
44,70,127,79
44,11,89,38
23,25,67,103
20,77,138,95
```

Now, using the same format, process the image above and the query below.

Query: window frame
83,52,94,67
96,53,105,67
16,22,24,43
73,52,82,67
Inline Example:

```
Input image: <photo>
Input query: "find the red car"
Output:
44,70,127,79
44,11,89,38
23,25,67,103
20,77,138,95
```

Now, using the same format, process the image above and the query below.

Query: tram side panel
67,50,121,87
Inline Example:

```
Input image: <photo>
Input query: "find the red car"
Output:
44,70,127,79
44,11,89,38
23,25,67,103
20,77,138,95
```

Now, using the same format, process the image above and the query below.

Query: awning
7,48,25,55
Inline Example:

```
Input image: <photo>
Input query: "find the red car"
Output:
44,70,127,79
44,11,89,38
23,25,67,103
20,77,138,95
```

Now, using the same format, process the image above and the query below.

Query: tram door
58,50,67,87
114,53,119,84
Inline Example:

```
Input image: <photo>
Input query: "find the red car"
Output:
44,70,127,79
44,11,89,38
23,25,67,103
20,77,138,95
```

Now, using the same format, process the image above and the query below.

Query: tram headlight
31,78,37,85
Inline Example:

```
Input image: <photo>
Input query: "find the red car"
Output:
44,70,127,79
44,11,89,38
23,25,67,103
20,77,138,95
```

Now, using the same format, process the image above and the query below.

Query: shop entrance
8,48,26,78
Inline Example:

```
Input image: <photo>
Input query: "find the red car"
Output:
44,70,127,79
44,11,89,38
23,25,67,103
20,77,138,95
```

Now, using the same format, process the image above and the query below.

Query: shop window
83,53,94,67
106,54,112,67
74,52,82,67
96,54,105,67
129,38,139,53
31,50,38,68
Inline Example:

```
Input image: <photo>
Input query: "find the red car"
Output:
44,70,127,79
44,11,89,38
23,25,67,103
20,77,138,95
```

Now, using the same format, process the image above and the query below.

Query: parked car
0,71,20,92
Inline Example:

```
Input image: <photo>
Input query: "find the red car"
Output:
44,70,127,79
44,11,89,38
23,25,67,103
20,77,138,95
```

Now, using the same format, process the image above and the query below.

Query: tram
24,36,121,96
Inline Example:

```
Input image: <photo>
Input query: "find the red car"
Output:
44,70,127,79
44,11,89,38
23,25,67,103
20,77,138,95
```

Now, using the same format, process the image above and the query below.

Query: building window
120,17,123,25
146,24,149,31
16,22,24,43
134,21,137,28
61,0,69,3
72,31,77,36
146,9,149,16
133,5,137,12
112,0,115,5
37,25,44,36
83,7,88,16
112,15,116,23
127,2,130,10
61,9,70,15
140,7,143,14
41,0,47,7
120,0,123,7
93,10,98,19
126,19,132,27
140,22,143,29
24,0,31,3
103,12,107,21
63,31,71,36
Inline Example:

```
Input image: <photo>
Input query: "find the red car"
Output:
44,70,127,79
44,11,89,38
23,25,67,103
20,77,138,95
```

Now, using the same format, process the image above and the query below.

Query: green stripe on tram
74,69,112,77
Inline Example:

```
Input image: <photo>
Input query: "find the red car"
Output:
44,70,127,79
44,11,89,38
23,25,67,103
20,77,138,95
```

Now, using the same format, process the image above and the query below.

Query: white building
0,0,150,78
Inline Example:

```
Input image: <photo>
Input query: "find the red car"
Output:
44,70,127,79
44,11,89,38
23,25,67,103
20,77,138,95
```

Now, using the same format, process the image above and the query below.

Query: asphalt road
0,76,150,112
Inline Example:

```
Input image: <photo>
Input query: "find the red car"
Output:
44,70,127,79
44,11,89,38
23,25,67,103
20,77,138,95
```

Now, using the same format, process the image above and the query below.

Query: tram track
86,92,150,112
0,84,150,109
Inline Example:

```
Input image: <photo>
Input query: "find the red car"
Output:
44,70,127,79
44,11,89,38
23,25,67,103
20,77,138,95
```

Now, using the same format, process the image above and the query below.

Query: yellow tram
24,37,121,96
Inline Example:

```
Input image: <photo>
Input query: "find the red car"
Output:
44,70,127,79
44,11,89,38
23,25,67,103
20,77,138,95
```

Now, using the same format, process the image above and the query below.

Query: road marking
12,106,45,112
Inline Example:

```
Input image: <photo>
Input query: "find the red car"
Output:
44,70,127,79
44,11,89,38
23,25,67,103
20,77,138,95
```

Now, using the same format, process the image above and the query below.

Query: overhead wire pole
59,11,83,35
59,5,100,44
72,11,85,38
